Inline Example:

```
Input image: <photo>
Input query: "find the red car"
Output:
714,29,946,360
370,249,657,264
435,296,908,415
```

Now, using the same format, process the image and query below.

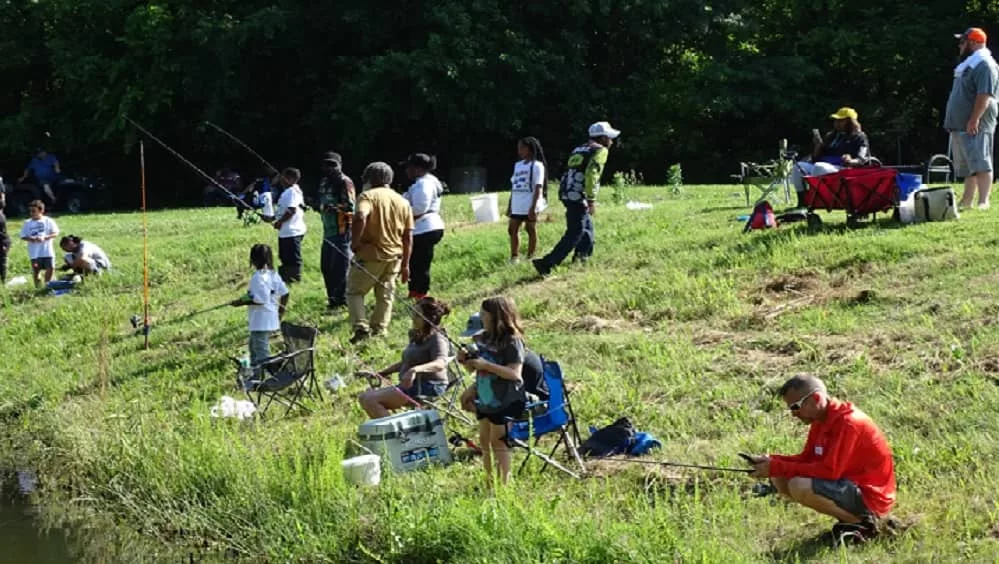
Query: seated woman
792,107,872,205
59,235,111,276
357,296,452,419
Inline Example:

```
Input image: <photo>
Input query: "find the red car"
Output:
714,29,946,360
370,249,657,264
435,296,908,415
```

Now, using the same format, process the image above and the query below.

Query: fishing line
124,116,260,216
587,456,753,474
204,121,280,175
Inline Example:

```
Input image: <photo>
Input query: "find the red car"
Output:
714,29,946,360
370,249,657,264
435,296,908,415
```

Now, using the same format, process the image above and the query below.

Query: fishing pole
140,140,151,349
587,456,753,474
204,122,280,175
124,116,259,215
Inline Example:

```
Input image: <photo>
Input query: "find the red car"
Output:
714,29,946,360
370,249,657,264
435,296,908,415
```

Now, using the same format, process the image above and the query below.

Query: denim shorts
399,380,447,399
812,478,871,519
31,257,53,270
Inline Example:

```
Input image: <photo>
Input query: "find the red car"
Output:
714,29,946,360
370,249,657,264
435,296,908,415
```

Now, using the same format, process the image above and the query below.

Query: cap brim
606,130,621,139
459,328,484,337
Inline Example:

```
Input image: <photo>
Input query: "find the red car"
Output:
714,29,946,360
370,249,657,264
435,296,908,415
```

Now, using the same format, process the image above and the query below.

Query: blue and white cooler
358,410,452,472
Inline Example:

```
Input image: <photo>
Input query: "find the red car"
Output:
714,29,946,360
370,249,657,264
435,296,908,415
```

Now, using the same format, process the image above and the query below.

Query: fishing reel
461,343,480,360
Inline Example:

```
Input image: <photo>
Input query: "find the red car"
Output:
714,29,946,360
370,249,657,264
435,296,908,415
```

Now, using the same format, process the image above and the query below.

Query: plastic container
898,193,916,224
898,174,922,201
470,193,500,223
341,454,381,486
358,410,452,472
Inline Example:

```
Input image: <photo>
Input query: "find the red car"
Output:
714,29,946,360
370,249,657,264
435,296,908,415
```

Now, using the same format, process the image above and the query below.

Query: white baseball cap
588,121,621,139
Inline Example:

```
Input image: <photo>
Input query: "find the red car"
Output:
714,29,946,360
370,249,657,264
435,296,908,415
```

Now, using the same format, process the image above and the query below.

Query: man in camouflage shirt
316,152,355,310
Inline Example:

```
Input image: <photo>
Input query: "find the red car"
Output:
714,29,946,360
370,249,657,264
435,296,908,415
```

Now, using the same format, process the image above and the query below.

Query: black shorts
476,402,526,426
812,478,871,519
31,257,54,270
508,214,534,222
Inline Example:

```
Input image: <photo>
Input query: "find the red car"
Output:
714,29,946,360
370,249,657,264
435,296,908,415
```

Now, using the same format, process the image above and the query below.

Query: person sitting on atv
205,167,242,206
17,148,61,204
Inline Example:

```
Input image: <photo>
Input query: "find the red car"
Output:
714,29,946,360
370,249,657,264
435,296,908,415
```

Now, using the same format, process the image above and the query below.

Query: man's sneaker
531,258,550,277
327,301,346,312
831,519,877,547
349,328,370,344
509,256,520,265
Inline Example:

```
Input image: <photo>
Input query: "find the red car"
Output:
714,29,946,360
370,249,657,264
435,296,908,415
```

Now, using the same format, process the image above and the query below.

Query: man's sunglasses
788,389,818,411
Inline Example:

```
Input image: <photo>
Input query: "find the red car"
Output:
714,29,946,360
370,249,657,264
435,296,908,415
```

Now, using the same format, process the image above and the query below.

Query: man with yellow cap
944,27,998,210
790,107,871,207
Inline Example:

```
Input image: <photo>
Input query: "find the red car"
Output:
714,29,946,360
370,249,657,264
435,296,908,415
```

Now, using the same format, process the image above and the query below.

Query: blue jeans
321,232,351,306
249,331,271,365
537,202,593,273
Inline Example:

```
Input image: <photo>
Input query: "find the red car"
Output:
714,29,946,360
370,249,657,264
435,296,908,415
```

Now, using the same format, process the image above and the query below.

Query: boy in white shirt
19,199,60,287
231,243,290,365
507,137,547,263
271,168,307,283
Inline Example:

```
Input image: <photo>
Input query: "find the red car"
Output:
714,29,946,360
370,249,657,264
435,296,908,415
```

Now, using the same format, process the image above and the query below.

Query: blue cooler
898,174,922,201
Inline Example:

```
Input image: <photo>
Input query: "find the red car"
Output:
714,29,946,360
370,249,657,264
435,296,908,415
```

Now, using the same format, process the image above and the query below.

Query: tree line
1,0,995,206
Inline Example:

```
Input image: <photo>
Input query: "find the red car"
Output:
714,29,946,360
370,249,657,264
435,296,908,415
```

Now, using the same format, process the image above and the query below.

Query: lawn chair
732,139,796,206
415,356,474,426
504,358,586,478
239,322,322,417
926,138,954,184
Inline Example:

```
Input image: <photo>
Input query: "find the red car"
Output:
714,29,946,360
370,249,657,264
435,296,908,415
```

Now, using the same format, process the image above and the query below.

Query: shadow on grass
700,205,749,214
768,531,834,562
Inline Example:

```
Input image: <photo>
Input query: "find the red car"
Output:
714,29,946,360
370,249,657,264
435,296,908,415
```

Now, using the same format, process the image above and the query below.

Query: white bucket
470,193,500,223
341,454,381,486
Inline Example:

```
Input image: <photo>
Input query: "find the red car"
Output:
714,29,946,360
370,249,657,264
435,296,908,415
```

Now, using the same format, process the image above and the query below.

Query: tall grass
1,187,998,561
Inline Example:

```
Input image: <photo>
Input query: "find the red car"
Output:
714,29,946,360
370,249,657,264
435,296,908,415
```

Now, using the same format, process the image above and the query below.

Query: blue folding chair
505,358,586,478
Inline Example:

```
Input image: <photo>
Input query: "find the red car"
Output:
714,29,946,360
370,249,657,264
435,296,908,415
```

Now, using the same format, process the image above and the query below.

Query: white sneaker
979,202,991,210
509,257,520,265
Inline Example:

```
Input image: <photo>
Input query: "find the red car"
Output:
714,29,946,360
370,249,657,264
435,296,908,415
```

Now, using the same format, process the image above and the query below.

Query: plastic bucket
342,454,381,486
898,173,922,201
470,193,500,223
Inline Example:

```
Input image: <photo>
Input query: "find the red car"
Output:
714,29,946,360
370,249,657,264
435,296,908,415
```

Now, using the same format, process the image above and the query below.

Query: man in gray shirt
944,27,999,210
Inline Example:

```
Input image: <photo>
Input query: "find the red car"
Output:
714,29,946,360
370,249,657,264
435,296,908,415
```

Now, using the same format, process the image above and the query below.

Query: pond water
0,472,76,563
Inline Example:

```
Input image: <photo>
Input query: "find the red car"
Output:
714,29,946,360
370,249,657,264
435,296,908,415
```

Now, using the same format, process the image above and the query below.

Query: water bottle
238,357,252,380
324,373,344,393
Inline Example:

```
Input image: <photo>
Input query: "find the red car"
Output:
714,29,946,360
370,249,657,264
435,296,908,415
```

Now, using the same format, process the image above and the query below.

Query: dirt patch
764,270,823,295
692,330,736,346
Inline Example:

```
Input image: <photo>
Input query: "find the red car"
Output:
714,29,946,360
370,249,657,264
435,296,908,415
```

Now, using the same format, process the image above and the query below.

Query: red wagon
801,167,899,227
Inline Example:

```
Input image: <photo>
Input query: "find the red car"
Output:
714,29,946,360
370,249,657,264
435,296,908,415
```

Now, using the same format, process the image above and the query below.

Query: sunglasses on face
788,390,818,411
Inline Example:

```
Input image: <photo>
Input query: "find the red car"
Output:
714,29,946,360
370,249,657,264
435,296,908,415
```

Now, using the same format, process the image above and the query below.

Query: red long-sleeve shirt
769,399,896,516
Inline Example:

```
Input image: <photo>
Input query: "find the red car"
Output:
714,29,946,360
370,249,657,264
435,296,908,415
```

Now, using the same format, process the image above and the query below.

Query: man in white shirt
272,167,307,283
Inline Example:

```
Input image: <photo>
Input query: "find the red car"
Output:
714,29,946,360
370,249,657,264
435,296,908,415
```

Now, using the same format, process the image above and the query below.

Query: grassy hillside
1,185,998,562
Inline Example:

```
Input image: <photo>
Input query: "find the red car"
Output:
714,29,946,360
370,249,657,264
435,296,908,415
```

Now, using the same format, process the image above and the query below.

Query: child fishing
458,296,527,488
231,243,290,365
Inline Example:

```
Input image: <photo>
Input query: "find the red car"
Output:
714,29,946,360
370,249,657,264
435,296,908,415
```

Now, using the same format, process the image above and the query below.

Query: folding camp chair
415,356,474,426
504,358,586,478
732,139,796,206
238,322,322,417
926,138,954,184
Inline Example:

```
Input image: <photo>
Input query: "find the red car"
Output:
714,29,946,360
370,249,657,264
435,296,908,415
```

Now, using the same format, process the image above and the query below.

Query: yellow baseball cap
829,107,858,120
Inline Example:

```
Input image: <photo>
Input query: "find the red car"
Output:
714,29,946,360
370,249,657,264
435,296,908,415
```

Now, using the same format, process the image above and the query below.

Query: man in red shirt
745,375,896,543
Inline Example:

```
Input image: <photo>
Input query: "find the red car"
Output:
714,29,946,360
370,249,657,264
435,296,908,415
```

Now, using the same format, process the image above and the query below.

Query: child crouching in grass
458,296,527,488
231,243,289,365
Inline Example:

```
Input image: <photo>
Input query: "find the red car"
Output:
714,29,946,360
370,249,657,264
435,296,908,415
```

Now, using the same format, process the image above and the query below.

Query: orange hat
955,28,987,44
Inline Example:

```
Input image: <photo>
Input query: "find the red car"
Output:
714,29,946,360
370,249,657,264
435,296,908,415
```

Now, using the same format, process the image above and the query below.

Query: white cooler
358,410,452,472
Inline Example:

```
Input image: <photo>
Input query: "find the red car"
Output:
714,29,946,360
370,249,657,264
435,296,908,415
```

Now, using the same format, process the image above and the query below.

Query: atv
8,173,111,217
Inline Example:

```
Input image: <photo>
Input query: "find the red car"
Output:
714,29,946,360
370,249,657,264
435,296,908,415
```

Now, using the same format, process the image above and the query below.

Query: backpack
579,417,635,457
744,201,778,233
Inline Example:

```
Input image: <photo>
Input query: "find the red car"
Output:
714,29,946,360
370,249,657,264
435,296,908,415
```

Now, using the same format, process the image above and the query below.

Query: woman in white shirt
506,137,547,264
401,153,445,299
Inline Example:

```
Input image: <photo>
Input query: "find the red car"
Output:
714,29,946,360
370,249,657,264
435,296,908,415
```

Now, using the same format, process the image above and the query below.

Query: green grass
1,186,998,562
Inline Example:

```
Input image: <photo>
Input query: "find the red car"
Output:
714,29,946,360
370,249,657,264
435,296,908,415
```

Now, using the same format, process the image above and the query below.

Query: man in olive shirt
944,27,999,209
347,162,414,344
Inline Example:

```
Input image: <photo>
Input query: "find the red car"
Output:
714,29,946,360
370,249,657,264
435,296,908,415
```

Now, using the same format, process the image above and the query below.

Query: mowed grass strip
1,186,997,562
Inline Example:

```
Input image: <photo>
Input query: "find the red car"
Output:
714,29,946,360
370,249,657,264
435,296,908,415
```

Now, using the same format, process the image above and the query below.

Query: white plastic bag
210,395,257,420
626,201,653,210
5,275,28,287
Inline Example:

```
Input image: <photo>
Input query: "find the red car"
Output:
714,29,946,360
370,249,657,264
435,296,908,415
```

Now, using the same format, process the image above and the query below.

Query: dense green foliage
1,187,998,561
2,1,997,196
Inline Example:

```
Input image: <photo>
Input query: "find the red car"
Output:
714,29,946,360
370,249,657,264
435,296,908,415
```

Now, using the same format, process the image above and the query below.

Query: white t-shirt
247,269,290,332
257,191,274,218
64,240,111,272
19,216,59,259
275,184,307,238
404,173,445,234
510,160,546,216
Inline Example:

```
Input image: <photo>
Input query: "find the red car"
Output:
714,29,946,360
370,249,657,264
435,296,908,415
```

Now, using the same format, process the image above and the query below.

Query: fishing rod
124,116,259,215
204,122,280,175
587,456,753,474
